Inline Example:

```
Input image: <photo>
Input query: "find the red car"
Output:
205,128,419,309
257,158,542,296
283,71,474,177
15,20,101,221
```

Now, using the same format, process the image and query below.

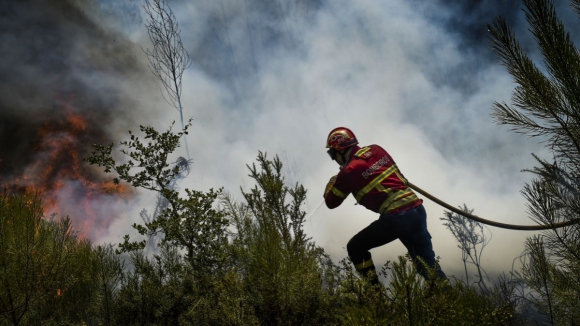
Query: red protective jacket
324,145,421,215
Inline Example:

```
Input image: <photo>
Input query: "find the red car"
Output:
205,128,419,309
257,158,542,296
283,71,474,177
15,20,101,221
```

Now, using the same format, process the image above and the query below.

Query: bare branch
143,0,192,160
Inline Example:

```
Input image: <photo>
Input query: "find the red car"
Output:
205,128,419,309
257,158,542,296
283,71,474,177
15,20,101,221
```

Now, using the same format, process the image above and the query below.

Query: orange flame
5,97,133,240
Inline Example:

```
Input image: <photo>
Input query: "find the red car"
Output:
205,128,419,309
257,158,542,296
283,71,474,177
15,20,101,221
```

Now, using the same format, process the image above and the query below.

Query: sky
2,0,580,280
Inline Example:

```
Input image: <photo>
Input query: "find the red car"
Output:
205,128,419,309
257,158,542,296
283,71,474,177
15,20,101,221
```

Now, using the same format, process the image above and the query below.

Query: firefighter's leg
398,205,447,280
347,219,398,285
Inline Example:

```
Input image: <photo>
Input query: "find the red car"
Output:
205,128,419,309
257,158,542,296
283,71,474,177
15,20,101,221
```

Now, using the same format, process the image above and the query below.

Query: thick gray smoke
4,0,579,276
0,0,155,239
2,0,120,176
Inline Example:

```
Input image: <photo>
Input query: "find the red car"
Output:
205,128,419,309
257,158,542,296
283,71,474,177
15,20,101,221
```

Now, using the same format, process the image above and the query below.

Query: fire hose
408,182,580,231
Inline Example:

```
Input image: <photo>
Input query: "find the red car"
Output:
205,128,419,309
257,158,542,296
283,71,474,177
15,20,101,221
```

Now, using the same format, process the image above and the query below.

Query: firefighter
323,127,446,285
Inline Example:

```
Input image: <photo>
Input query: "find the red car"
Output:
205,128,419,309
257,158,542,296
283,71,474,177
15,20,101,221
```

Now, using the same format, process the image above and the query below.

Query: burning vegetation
1,95,134,239
0,0,148,241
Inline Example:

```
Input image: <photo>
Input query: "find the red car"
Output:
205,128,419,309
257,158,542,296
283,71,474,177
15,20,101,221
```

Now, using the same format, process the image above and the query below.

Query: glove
324,175,338,196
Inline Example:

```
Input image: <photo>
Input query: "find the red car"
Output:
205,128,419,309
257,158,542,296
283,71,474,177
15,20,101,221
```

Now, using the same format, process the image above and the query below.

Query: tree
222,152,332,325
86,122,229,276
44,243,124,326
488,0,580,323
142,0,194,254
91,244,125,326
143,0,192,160
140,156,190,254
114,243,193,326
0,192,93,325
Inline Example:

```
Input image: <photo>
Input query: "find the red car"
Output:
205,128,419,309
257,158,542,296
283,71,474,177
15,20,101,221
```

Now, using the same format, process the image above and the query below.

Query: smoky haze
4,0,580,279
0,0,156,239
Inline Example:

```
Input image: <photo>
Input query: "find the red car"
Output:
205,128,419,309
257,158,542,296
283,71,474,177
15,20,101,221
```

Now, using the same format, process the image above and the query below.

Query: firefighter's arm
324,175,337,196
324,174,348,209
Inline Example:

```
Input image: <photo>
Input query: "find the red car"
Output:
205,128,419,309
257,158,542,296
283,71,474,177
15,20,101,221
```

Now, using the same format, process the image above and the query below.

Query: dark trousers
347,204,446,281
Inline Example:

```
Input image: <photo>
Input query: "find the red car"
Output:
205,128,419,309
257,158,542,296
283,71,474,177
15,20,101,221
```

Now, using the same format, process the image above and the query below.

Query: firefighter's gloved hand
324,175,338,196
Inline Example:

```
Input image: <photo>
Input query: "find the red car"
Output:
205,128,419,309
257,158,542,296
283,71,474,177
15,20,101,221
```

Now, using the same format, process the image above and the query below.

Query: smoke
0,0,155,239
2,0,110,175
4,0,579,276
156,0,579,276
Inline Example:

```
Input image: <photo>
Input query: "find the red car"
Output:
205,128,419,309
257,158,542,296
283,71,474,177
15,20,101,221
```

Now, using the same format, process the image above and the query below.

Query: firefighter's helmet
326,127,358,151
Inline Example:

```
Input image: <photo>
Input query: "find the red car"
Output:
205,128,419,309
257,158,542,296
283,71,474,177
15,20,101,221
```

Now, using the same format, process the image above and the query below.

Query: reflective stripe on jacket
324,145,421,214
